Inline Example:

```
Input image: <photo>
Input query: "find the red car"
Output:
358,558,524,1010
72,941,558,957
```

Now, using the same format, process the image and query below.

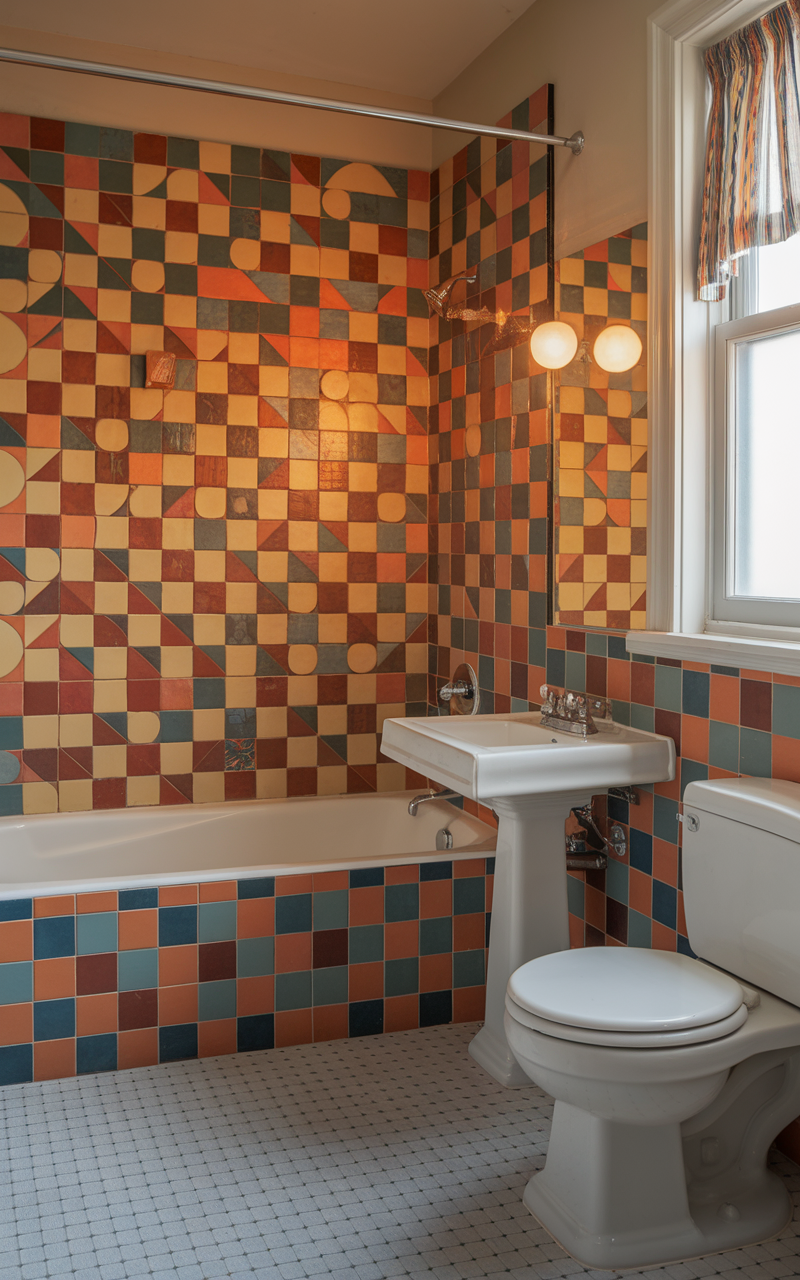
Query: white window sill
625,630,800,676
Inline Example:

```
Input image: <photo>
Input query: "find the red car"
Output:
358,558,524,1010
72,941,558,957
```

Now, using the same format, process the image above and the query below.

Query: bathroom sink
381,708,676,1088
380,711,675,802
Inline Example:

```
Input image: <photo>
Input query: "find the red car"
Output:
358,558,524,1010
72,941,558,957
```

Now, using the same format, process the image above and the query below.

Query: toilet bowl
504,777,800,1270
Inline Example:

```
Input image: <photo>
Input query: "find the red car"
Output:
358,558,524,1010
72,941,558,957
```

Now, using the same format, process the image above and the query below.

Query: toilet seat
507,947,748,1048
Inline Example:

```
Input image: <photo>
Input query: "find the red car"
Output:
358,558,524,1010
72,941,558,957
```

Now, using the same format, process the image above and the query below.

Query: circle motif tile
0,581,24,614
320,370,349,400
94,484,128,515
0,619,23,677
96,419,129,451
0,183,28,247
230,238,261,270
288,583,317,613
321,189,351,220
131,260,165,293
0,450,25,506
319,401,348,431
28,249,62,283
25,548,60,581
0,279,27,311
0,315,27,375
288,644,318,674
127,711,160,744
0,750,20,784
195,487,226,519
347,643,377,673
377,493,406,523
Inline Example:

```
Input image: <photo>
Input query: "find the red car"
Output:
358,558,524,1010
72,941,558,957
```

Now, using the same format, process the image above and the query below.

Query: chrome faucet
539,684,611,738
408,788,459,817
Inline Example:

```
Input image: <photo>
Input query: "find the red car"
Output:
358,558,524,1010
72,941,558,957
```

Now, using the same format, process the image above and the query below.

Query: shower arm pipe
0,46,585,155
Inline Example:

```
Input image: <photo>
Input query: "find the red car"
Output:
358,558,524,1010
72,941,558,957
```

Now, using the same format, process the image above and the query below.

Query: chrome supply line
0,47,585,154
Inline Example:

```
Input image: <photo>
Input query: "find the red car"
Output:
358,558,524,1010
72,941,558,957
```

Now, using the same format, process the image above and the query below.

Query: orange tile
0,919,31,962
34,1038,75,1081
454,858,488,878
607,659,631,702
584,884,606,932
198,1018,237,1058
773,735,800,785
159,984,198,1025
384,920,418,960
118,909,158,950
77,891,117,914
118,1027,159,1070
159,884,197,906
159,945,197,986
385,864,418,885
349,961,383,1001
276,874,312,896
237,898,274,938
199,881,237,902
453,986,486,1023
632,788,653,834
349,886,383,927
129,454,162,485
313,1003,348,1043
420,953,451,993
312,871,348,892
710,674,740,724
652,922,677,951
419,880,451,918
741,668,771,682
0,1002,32,1045
629,868,652,917
680,715,709,764
568,913,585,947
34,895,74,918
653,839,678,887
274,932,312,973
453,913,485,952
677,891,688,937
77,993,117,1037
775,674,800,688
384,994,418,1033
275,1008,313,1048
34,957,75,1000
237,976,273,1016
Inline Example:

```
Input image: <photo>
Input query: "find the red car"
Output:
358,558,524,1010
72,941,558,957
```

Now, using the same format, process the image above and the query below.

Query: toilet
504,776,800,1270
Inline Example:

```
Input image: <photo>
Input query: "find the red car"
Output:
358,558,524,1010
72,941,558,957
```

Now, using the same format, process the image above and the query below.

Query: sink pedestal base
469,789,591,1088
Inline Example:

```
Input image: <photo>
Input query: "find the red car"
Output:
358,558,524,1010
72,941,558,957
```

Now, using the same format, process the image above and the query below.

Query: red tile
419,953,451,993
453,986,486,1023
384,994,418,1033
275,1008,313,1047
312,1004,348,1043
349,961,383,1001
384,920,418,960
118,1027,159,1069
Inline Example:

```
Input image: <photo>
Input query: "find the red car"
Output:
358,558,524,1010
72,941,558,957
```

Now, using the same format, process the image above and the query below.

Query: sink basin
381,711,675,802
381,708,676,1088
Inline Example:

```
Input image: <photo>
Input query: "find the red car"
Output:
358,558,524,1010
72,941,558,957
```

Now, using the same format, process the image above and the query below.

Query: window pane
755,234,800,313
733,328,800,599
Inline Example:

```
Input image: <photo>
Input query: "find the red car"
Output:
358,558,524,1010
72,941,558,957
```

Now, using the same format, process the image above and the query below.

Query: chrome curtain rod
0,47,585,155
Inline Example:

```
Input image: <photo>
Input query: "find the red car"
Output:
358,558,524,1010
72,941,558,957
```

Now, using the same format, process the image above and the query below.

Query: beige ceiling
2,0,536,101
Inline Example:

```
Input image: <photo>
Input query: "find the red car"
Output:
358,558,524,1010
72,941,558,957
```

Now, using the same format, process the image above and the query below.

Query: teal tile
312,966,348,1006
772,685,800,740
453,878,484,915
349,924,383,964
199,901,236,943
313,890,348,931
198,979,236,1021
610,700,630,725
653,794,679,843
630,703,655,732
76,912,117,956
628,910,652,948
453,949,484,988
654,665,682,712
605,859,628,905
680,758,708,798
419,916,451,956
709,721,739,771
0,961,32,1004
564,652,586,692
566,874,584,917
118,949,158,992
275,970,312,1011
237,937,273,977
740,727,771,778
586,632,607,657
385,957,418,997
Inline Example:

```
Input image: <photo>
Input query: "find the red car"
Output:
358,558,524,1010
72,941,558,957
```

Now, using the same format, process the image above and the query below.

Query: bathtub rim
0,789,497,900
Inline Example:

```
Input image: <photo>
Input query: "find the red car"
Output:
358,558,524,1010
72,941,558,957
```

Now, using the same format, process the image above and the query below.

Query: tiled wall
428,86,553,712
0,111,431,816
553,226,647,631
0,856,493,1084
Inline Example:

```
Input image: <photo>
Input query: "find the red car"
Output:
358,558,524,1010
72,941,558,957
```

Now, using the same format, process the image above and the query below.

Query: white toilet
504,776,800,1270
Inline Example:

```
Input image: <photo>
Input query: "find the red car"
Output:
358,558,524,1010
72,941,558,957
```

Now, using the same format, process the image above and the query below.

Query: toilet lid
505,992,749,1047
508,948,744,1033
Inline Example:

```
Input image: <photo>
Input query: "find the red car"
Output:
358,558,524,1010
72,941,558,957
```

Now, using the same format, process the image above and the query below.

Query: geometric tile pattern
428,85,554,715
554,224,648,630
3,1022,800,1280
0,854,492,1084
0,112,431,814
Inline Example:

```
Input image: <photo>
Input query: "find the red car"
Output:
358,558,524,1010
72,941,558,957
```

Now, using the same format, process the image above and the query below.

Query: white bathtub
0,791,496,899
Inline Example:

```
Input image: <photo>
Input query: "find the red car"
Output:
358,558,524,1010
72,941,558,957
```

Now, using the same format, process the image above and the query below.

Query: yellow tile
0,381,25,412
95,353,131,387
129,485,161,518
198,203,229,236
98,225,131,258
559,441,585,469
607,390,631,417
260,211,290,243
584,287,608,316
58,780,93,812
25,481,60,514
257,551,288,580
349,312,377,343
62,319,96,352
349,583,376,612
162,454,194,486
258,614,288,644
558,582,584,610
320,248,349,278
63,254,97,288
226,677,256,707
226,582,257,612
559,386,585,414
377,346,405,375
583,555,607,581
318,614,347,643
287,521,317,551
226,521,257,551
128,776,160,807
257,707,287,738
558,257,585,286
348,462,377,491
256,770,288,799
407,199,428,230
607,527,632,554
61,384,96,417
164,296,197,327
608,263,632,292
632,555,648,582
607,445,631,470
23,782,58,815
128,614,161,646
290,185,320,216
64,188,98,222
226,646,257,676
348,523,377,552
228,332,259,363
290,244,319,276
195,550,226,581
194,615,225,645
377,614,405,641
199,140,230,172
61,450,95,484
94,580,127,614
165,231,198,263
406,643,427,673
97,290,131,323
161,647,193,678
132,196,166,229
160,742,193,773
227,394,258,425
631,293,648,322
289,460,317,489
287,737,317,768
632,499,647,527
194,708,224,739
257,490,288,520
196,424,227,456
92,647,127,680
130,325,164,356
197,362,228,393
349,222,379,253
161,581,193,614
318,492,347,521
559,470,587,498
259,367,289,397
631,419,648,446
631,473,648,500
349,373,377,403
94,680,127,713
317,552,347,581
607,582,632,610
631,239,648,267
377,257,406,286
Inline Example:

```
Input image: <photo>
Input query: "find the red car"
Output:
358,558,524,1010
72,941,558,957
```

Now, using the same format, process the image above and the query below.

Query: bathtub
0,790,496,899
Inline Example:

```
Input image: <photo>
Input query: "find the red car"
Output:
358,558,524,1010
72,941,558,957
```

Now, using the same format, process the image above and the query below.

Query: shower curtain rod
0,46,585,155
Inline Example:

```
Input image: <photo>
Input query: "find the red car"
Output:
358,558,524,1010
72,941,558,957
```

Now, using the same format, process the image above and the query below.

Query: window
631,0,800,675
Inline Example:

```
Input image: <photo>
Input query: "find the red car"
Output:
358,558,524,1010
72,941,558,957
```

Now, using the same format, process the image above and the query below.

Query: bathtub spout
408,789,460,817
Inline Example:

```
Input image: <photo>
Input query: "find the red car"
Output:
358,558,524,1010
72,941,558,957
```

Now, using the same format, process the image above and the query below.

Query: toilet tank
683,777,800,1006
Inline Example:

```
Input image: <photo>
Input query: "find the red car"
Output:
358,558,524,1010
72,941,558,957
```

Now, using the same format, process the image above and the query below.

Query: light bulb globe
529,321,578,370
593,324,642,373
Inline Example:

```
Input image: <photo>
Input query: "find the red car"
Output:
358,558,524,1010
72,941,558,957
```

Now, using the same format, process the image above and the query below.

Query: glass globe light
593,324,642,372
529,321,579,369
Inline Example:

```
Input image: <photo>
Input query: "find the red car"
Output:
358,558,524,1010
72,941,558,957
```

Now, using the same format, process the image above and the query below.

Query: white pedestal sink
380,712,676,1086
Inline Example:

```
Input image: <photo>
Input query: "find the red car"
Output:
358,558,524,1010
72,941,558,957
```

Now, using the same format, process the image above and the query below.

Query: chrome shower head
423,271,478,318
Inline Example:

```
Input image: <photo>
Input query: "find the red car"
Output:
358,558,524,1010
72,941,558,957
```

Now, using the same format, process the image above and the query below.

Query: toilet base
523,1087,796,1271
469,1023,531,1088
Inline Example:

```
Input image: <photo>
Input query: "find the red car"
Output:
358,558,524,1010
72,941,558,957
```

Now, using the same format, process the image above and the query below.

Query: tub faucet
408,788,459,817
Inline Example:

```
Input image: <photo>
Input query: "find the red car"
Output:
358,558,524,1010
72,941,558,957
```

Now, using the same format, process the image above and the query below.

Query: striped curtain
698,0,800,301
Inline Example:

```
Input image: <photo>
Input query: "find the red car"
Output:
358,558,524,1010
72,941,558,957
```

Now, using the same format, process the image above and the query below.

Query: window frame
628,0,800,676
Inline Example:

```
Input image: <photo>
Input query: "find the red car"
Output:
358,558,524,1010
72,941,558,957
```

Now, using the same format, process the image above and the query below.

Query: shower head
424,271,478,318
